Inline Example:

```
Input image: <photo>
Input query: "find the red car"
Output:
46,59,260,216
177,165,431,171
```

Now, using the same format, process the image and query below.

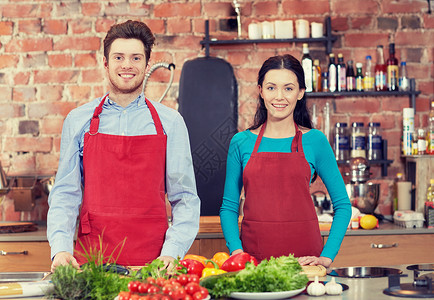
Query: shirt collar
105,93,147,108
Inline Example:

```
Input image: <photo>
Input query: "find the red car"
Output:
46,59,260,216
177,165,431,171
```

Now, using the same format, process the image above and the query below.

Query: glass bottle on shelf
355,62,364,92
399,61,410,91
375,45,388,91
428,100,434,155
328,53,337,92
393,173,404,213
346,60,356,91
337,53,346,92
301,43,313,92
334,122,350,161
367,122,382,160
417,128,426,155
312,59,322,92
386,43,399,91
364,55,375,91
351,122,366,158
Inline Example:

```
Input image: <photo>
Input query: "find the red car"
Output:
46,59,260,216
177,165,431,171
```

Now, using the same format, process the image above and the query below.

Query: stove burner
407,264,434,272
383,272,434,298
330,267,402,278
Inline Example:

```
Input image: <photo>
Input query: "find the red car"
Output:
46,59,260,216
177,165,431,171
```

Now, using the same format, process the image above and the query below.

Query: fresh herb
201,255,309,298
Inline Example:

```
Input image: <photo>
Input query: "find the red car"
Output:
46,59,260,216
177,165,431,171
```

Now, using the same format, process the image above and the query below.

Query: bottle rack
199,16,423,177
200,17,337,57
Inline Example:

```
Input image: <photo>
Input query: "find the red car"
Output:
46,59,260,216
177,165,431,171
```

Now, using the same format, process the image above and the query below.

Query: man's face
104,38,147,95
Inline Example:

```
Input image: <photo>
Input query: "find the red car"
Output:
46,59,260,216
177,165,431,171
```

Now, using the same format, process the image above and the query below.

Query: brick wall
0,0,433,220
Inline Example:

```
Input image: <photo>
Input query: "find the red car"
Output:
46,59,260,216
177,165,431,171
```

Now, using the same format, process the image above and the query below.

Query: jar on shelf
351,122,366,158
417,128,426,155
367,122,382,160
334,122,350,161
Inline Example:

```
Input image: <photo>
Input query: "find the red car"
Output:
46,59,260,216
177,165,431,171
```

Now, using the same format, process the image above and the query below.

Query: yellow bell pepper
201,267,227,278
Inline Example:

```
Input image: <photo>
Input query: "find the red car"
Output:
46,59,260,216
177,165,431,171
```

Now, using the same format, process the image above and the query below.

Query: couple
47,20,351,273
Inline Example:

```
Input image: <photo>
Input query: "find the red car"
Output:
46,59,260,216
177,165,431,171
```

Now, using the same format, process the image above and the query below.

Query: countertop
1,217,434,242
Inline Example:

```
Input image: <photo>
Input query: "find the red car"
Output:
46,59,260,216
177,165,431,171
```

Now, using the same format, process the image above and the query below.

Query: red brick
128,3,151,16
36,153,60,174
23,53,47,68
0,103,24,118
74,53,97,67
382,0,426,14
104,2,129,16
95,19,116,33
13,87,36,102
38,86,64,102
282,0,330,15
253,1,279,16
330,17,350,32
235,67,258,82
2,4,38,18
48,54,73,68
82,69,104,83
5,38,53,53
167,18,191,34
227,52,250,67
40,3,53,18
345,33,389,48
13,72,31,85
68,19,92,34
143,19,165,35
418,80,434,96
424,14,434,28
331,0,378,14
203,3,233,17
68,85,92,101
335,97,382,114
82,2,102,16
34,70,79,84
154,3,201,18
43,19,67,35
5,137,52,152
54,36,100,51
395,31,434,46
40,118,64,135
18,19,42,34
54,2,80,17
28,102,77,118
351,17,374,30
0,87,12,102
0,21,13,35
0,54,19,69
53,137,62,152
148,52,174,65
192,19,217,35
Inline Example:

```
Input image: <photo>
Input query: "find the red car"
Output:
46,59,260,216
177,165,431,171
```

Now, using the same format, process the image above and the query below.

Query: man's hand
157,256,176,274
297,256,332,268
51,251,80,273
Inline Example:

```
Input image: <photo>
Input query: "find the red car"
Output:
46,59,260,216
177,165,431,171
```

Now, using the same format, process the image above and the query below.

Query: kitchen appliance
383,264,434,297
0,161,9,196
142,61,176,103
330,267,402,278
345,157,381,214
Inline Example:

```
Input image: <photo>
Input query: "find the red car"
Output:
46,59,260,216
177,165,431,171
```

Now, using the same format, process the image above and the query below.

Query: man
47,20,200,272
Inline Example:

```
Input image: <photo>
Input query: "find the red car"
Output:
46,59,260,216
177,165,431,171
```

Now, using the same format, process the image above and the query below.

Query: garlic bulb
307,276,326,296
325,277,343,295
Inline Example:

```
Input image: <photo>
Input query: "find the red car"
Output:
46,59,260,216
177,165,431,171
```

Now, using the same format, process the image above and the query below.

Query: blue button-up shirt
47,93,200,260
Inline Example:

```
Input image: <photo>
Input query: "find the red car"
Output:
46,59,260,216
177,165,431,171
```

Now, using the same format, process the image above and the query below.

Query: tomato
156,277,167,287
138,283,150,294
184,295,193,300
192,291,205,300
184,282,201,295
129,294,140,300
198,287,209,298
128,281,140,293
118,291,131,300
162,284,173,294
138,296,150,300
147,285,160,294
146,277,156,285
149,295,162,300
187,274,200,284
176,274,189,286
161,296,171,300
167,278,178,285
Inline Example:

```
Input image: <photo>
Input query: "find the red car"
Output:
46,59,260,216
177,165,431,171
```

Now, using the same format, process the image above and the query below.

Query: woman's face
259,68,305,123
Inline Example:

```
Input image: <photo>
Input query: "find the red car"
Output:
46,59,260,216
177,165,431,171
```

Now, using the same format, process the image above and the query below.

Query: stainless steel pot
345,182,380,214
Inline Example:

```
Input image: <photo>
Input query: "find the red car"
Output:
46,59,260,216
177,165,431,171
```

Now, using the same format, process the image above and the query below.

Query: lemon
360,214,378,230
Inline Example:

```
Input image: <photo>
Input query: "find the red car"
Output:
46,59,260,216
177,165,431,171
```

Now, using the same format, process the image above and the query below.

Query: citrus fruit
360,214,378,230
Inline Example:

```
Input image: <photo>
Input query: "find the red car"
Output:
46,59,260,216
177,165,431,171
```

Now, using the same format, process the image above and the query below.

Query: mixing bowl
345,182,380,214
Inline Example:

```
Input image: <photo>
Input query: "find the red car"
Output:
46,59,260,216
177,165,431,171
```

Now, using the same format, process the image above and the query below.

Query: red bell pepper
179,259,205,277
220,252,258,272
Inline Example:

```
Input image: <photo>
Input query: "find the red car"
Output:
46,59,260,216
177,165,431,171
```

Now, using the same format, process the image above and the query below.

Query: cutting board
0,222,37,234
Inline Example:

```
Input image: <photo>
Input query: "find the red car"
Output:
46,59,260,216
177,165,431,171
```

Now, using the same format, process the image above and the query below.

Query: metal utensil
345,182,380,214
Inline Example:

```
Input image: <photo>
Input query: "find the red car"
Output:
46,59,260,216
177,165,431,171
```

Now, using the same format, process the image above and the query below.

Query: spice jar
334,123,350,161
351,122,366,158
367,122,382,160
417,128,426,155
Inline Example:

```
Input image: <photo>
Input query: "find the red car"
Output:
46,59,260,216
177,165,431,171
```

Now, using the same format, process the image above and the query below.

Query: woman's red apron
74,94,168,266
241,122,323,261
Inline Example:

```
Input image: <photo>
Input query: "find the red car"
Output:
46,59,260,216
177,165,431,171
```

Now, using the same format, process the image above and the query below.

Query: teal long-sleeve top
219,128,352,261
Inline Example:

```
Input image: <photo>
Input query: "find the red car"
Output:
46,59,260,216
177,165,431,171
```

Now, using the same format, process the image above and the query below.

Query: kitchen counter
1,218,434,242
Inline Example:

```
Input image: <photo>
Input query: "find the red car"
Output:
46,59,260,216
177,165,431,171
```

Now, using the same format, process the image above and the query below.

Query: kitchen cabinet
328,233,434,267
187,238,228,258
0,242,51,272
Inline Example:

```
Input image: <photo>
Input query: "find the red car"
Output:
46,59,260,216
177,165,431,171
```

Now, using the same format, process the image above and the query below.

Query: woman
220,54,351,267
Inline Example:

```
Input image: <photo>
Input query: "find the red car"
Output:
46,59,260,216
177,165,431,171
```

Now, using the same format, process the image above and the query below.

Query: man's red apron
74,94,168,266
241,122,323,261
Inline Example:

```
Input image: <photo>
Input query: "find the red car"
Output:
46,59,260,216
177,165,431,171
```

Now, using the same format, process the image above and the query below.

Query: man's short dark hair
103,20,155,63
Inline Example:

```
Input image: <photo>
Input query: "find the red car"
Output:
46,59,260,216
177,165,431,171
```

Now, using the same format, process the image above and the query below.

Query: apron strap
253,121,303,154
89,94,108,135
145,99,165,135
